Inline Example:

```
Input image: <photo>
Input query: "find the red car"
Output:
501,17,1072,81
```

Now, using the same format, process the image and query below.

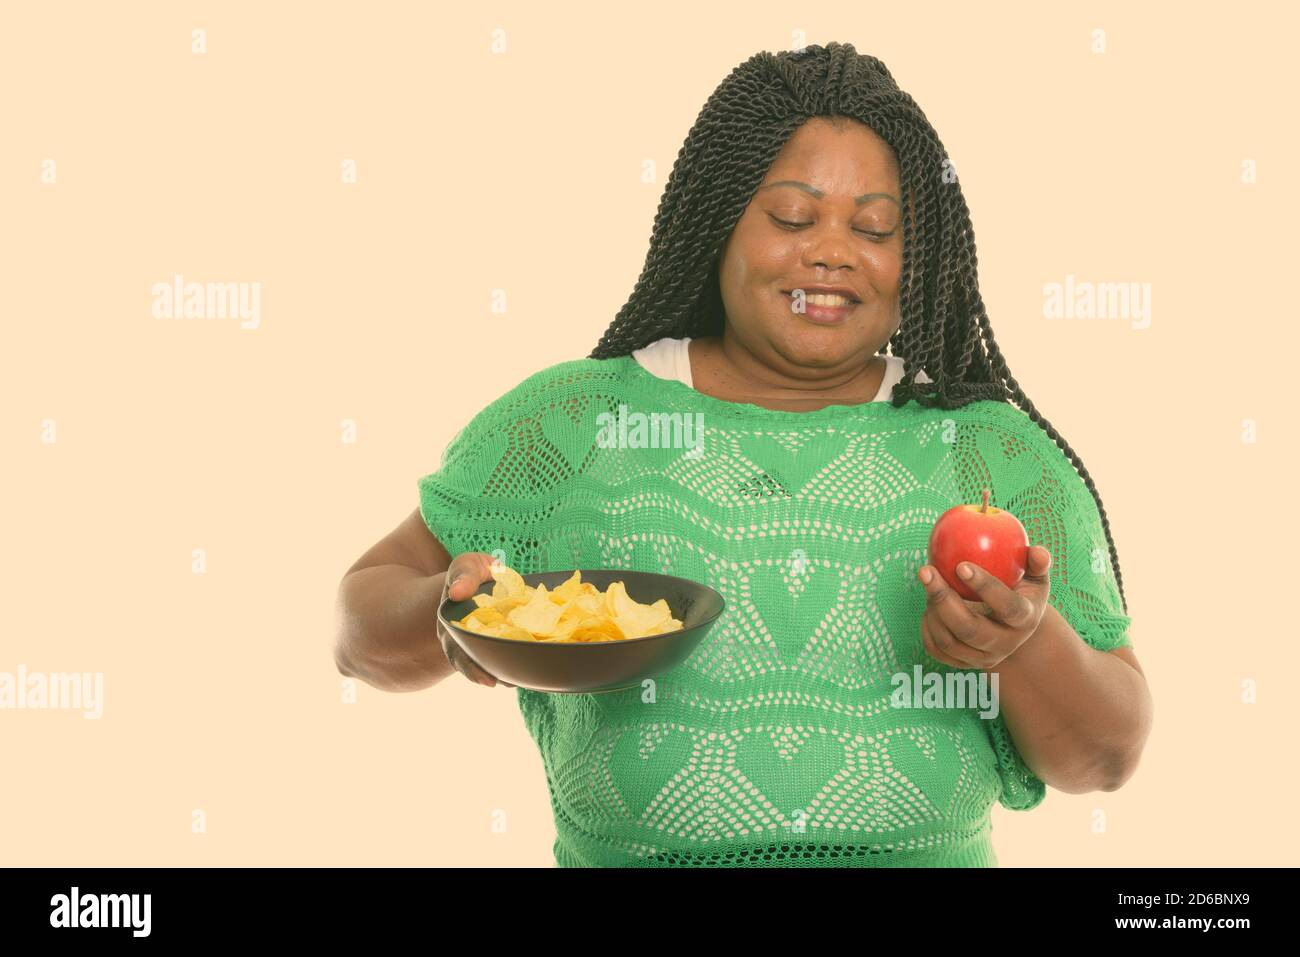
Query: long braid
589,42,1128,614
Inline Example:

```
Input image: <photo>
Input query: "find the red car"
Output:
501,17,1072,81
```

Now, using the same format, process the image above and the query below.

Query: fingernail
919,567,932,585
957,563,973,580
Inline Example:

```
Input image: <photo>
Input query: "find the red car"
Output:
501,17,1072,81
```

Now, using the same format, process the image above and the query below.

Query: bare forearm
334,565,453,692
985,603,1152,793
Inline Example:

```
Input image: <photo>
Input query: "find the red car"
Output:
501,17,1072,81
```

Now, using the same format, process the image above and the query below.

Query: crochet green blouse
418,354,1133,867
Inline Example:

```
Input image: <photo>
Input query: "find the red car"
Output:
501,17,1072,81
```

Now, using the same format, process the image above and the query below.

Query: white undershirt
630,336,932,402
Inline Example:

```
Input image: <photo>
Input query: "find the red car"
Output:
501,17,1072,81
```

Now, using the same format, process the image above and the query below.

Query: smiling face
714,117,904,377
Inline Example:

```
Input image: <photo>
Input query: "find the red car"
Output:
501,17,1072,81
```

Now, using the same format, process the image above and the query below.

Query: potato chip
452,566,683,643
568,619,627,642
489,562,527,600
478,621,535,641
550,602,597,640
551,570,584,603
507,590,567,637
599,581,672,638
462,606,506,631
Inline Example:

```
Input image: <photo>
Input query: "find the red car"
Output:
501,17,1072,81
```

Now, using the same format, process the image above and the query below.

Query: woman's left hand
916,545,1053,670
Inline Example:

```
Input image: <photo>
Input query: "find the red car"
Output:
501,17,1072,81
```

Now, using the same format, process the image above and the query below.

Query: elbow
1097,747,1146,792
331,572,443,694
334,632,382,686
1037,688,1154,795
333,640,357,679
1044,760,1131,796
1100,688,1155,792
332,573,385,687
1083,734,1150,793
332,592,382,687
1043,740,1149,795
333,582,362,679
333,635,395,691
333,633,440,694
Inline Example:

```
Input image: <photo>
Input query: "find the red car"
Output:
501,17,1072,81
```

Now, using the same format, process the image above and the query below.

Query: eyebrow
758,180,899,206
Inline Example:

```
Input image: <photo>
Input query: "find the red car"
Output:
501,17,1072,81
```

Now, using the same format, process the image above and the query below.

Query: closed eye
770,215,893,240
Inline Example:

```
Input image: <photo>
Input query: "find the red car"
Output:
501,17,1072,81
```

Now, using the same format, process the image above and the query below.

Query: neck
702,332,887,403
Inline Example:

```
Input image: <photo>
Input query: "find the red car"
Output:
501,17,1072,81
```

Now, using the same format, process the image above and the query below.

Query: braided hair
588,41,1129,614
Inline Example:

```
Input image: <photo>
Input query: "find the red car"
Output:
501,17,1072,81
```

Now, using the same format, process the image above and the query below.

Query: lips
781,291,858,324
782,292,859,308
781,287,861,303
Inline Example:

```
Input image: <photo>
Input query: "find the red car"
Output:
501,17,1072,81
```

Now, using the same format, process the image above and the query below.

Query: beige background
2,1,1295,867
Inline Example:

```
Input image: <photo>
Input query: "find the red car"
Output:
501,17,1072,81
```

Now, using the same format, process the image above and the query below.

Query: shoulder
437,357,624,459
468,357,624,424
932,400,1077,473
959,403,1105,515
432,356,624,476
975,402,1065,460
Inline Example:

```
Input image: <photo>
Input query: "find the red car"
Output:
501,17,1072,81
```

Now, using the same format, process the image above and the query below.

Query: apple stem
980,488,990,513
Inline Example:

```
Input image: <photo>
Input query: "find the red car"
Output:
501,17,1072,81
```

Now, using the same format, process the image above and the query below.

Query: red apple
927,488,1029,602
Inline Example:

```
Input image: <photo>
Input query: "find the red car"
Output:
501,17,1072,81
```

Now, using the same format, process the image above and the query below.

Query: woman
335,42,1153,867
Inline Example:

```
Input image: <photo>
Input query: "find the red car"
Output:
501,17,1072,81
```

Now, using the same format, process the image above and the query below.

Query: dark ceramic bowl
437,569,726,694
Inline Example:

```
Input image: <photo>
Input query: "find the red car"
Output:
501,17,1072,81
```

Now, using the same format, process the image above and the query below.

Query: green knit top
418,354,1133,867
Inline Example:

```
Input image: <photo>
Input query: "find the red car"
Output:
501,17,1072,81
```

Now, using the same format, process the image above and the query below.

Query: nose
801,225,856,271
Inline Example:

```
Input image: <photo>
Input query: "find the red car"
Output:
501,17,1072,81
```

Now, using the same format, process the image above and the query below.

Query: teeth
792,292,855,306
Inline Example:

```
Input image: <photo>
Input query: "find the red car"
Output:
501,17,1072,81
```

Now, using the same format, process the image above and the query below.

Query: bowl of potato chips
437,563,726,694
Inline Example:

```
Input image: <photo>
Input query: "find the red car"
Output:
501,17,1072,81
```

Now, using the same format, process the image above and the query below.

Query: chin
770,325,860,367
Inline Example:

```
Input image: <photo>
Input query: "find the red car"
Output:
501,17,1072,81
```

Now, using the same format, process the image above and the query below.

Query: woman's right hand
437,551,516,688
